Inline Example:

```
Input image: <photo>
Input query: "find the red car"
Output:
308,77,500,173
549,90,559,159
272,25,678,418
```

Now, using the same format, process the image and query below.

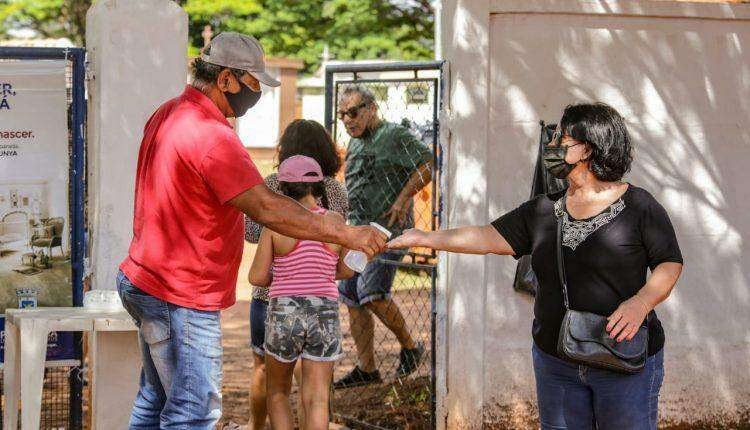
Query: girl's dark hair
279,180,326,202
560,102,633,182
277,119,342,177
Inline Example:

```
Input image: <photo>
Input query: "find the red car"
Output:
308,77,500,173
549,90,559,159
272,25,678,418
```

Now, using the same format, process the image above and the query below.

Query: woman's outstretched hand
387,228,428,249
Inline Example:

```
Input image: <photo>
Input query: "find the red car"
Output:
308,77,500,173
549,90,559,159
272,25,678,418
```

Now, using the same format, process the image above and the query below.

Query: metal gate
0,46,87,429
324,61,444,430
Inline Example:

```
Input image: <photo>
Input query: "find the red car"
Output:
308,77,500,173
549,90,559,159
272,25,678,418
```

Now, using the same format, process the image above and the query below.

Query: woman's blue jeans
533,344,664,430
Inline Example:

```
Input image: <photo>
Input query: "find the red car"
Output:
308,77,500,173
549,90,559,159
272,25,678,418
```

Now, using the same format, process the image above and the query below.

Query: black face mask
225,83,261,118
543,144,579,179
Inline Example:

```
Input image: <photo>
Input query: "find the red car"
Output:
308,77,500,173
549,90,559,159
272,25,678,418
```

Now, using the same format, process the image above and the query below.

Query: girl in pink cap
249,155,354,430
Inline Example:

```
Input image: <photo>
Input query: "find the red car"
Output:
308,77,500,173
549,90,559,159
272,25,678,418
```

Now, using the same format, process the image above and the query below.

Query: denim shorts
264,296,342,363
249,298,268,356
338,250,404,307
533,343,664,430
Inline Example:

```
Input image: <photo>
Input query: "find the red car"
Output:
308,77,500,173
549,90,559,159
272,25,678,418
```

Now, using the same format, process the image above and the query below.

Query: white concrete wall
86,0,187,291
236,66,281,148
300,89,325,126
440,0,750,427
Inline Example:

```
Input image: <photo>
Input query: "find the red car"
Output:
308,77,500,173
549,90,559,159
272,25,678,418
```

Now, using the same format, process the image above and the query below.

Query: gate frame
324,60,446,429
0,46,88,428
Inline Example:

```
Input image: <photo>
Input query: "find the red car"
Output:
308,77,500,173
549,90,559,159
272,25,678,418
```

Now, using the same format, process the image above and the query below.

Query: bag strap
527,121,545,199
555,196,571,310
556,196,650,323
538,121,551,195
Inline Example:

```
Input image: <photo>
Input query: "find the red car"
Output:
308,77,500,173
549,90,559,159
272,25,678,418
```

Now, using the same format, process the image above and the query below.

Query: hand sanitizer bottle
344,222,392,272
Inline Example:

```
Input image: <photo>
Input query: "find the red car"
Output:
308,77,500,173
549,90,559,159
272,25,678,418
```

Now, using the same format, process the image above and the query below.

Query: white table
3,307,139,430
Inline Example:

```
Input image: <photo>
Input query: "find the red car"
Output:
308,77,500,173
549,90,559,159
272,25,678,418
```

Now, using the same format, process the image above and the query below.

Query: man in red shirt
116,33,386,429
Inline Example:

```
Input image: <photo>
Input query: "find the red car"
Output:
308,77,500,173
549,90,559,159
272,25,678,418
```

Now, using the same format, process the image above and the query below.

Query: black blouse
492,185,683,358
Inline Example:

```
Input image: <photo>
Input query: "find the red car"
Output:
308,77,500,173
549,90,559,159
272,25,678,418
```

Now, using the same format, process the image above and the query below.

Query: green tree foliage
1,0,434,73
0,0,91,45
185,0,434,73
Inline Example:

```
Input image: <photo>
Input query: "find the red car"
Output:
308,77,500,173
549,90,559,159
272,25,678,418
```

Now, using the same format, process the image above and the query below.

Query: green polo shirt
344,121,432,236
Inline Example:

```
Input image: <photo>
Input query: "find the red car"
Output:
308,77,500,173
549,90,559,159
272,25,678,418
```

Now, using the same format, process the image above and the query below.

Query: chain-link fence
0,362,84,429
325,62,443,429
0,47,87,429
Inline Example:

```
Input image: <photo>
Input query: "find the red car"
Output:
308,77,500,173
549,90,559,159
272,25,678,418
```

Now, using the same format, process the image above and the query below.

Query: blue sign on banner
0,82,15,110
0,317,75,362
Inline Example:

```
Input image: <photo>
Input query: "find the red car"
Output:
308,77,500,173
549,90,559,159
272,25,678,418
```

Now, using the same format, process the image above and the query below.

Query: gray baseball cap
201,32,281,87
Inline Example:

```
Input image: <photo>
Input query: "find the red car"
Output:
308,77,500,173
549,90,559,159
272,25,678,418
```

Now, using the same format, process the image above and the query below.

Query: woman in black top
388,103,683,430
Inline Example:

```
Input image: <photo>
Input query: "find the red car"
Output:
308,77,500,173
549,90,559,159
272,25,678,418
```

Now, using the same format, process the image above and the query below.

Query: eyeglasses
551,130,584,148
551,129,565,146
337,102,369,120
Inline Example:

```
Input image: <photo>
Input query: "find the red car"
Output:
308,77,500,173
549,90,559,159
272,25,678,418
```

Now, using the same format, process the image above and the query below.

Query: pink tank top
270,207,339,300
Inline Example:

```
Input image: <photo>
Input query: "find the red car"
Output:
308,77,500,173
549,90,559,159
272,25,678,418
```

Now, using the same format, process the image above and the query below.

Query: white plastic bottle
344,222,392,273
83,290,125,310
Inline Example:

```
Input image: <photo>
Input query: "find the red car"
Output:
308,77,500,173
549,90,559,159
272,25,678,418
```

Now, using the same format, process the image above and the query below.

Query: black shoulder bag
555,198,649,374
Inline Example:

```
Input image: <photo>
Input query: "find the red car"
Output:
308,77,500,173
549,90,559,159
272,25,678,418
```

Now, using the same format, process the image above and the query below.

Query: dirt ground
218,243,434,429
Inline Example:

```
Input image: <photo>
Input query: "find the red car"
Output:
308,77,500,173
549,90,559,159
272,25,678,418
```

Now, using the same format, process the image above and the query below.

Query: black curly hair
190,58,245,90
276,119,342,177
560,103,633,182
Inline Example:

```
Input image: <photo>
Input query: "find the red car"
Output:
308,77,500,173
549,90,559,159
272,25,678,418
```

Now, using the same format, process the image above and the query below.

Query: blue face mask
225,83,261,118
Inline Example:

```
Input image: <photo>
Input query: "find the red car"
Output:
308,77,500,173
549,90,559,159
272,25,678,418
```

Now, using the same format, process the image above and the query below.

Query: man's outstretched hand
343,225,389,258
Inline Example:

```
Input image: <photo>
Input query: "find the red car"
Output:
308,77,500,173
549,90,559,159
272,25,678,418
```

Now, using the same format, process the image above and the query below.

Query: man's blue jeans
117,270,222,429
533,344,664,430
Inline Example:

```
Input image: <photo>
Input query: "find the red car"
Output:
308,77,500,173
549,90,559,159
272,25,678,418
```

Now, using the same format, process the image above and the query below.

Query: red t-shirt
120,86,264,310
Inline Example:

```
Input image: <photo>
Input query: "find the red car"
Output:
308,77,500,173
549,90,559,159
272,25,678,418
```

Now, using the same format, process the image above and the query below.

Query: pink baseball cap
278,155,324,183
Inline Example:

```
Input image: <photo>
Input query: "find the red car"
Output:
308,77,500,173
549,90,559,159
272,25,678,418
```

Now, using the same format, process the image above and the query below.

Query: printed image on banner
0,59,74,362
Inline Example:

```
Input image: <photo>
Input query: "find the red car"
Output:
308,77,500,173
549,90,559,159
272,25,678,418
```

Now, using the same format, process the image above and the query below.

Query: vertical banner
0,60,74,361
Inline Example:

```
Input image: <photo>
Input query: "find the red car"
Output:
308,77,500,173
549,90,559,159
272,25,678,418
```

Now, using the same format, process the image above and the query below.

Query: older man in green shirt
335,85,433,388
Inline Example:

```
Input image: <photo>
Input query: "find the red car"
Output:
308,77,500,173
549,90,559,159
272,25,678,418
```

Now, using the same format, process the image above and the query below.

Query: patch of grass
393,269,432,292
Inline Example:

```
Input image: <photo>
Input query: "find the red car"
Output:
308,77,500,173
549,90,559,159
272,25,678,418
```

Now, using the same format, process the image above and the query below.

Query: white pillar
86,0,188,291
85,1,187,428
438,1,490,429
431,0,443,60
